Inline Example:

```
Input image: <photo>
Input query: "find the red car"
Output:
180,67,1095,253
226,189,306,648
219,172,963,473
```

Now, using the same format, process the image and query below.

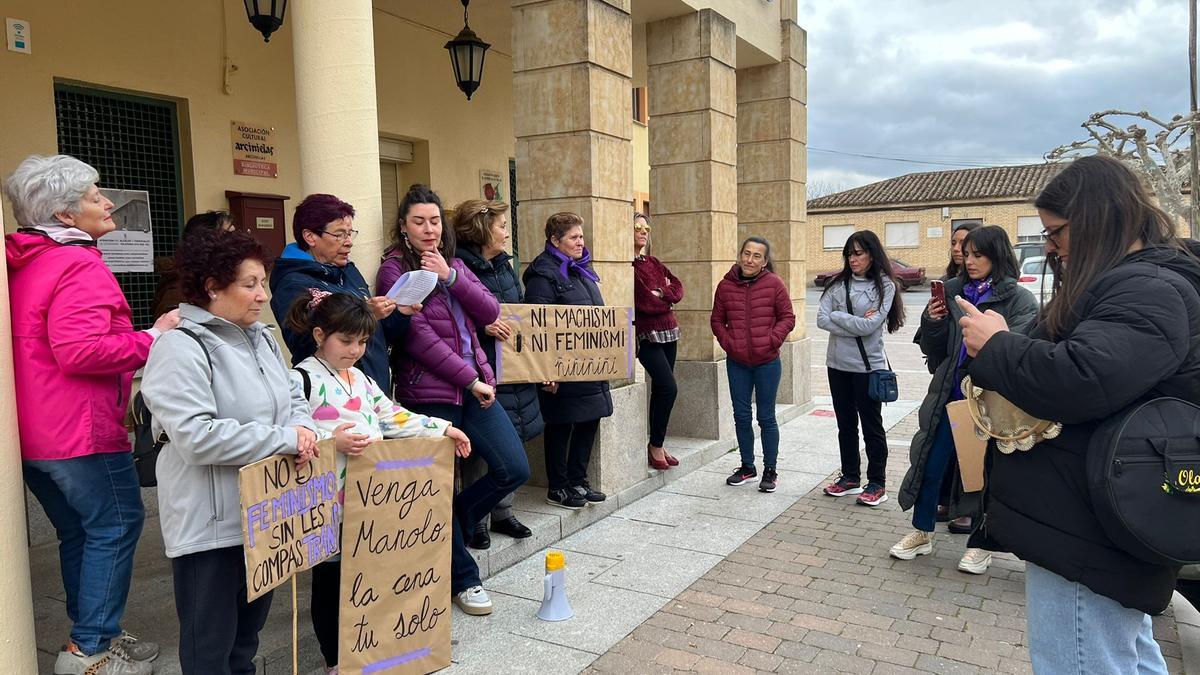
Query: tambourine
962,375,1062,454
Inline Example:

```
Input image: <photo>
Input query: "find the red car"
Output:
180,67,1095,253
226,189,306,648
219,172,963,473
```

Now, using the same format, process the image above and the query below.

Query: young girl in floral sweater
286,290,470,674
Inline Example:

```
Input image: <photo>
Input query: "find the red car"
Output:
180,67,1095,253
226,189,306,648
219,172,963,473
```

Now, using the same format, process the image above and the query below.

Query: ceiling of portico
370,0,775,68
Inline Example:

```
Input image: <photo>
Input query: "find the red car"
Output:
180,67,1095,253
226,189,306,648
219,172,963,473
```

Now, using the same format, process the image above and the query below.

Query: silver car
1019,255,1055,305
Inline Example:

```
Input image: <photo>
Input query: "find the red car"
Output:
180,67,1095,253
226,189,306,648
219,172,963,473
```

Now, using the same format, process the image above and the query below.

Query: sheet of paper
385,270,438,305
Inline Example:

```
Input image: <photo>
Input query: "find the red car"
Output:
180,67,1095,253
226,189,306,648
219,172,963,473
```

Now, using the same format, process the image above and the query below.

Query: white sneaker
54,642,153,675
889,530,934,560
958,547,993,575
453,585,493,615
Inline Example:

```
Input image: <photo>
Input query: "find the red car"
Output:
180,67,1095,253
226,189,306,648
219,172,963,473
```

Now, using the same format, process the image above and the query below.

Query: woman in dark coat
959,155,1200,673
891,226,1036,575
523,212,613,510
453,199,541,548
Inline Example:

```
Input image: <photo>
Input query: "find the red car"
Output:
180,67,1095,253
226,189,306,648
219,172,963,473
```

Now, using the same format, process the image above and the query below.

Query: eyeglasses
319,228,359,242
1042,222,1069,245
634,224,651,233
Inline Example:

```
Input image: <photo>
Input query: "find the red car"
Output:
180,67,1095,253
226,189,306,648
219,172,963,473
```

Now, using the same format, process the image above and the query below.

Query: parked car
1014,242,1045,267
1018,255,1055,305
814,259,927,290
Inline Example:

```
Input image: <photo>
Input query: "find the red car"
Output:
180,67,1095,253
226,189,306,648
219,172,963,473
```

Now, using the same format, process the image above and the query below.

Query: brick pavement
585,410,1186,674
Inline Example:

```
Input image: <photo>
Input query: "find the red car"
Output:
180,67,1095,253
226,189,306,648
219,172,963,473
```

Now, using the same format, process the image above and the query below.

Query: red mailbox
225,191,291,259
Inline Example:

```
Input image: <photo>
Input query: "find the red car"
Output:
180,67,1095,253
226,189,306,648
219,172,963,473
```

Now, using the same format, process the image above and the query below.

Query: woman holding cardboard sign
141,228,318,675
453,198,542,549
380,184,531,618
890,225,1035,575
523,212,614,510
958,156,1200,674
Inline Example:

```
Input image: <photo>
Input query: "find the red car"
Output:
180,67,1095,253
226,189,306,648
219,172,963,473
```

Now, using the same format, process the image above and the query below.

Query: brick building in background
806,163,1064,283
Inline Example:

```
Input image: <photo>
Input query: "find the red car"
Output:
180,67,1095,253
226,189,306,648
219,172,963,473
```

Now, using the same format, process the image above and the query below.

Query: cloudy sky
799,0,1192,194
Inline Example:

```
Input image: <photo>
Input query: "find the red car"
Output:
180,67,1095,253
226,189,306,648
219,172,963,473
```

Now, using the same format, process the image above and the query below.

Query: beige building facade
0,1,810,665
806,164,1063,280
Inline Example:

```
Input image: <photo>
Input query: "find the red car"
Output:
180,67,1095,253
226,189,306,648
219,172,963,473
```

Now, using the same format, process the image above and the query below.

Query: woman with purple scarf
522,212,614,509
891,225,1037,574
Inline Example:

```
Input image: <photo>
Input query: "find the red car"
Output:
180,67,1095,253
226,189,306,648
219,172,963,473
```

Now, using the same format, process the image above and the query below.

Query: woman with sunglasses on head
817,230,905,507
958,155,1200,673
632,212,684,471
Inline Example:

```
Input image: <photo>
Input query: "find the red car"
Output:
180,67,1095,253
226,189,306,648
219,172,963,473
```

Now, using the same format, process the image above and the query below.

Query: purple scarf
953,278,993,399
545,242,600,283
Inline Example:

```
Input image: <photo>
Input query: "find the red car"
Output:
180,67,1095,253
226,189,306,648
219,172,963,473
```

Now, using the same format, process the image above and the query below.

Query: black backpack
131,327,211,487
1088,396,1200,565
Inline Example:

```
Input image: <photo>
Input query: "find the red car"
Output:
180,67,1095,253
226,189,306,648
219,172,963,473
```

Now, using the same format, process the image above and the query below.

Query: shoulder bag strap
844,277,873,372
294,366,312,399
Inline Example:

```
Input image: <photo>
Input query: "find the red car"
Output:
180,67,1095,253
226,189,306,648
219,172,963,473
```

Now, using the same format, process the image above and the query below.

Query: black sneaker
726,465,757,486
546,488,587,510
573,481,606,503
468,521,491,550
759,468,778,493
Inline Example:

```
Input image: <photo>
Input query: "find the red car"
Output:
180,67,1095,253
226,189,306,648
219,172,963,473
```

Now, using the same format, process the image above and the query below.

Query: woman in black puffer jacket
452,199,541,548
523,212,613,510
959,155,1200,674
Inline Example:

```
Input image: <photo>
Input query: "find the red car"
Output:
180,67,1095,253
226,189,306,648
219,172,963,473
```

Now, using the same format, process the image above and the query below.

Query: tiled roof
808,163,1065,210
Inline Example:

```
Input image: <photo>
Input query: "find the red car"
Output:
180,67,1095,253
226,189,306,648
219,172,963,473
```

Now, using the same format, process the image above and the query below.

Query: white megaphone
537,550,574,621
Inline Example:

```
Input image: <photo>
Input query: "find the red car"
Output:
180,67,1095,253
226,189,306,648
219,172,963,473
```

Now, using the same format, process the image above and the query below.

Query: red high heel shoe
664,451,679,466
648,446,671,471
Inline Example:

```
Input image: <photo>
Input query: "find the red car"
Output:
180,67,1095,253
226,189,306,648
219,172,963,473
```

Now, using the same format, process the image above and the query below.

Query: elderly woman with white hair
4,154,178,675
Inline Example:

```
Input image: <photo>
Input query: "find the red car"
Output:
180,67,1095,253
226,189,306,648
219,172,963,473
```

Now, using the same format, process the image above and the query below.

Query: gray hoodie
141,304,314,558
816,275,895,373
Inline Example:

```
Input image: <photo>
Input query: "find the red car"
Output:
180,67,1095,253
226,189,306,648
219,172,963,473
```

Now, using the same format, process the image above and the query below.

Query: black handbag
843,278,898,403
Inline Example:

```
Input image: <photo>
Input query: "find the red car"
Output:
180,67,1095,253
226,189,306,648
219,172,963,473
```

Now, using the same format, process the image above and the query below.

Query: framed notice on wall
480,170,504,201
97,188,154,273
231,120,278,178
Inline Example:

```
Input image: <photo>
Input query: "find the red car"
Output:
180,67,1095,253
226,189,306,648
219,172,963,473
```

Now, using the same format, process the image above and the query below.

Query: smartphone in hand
930,279,946,307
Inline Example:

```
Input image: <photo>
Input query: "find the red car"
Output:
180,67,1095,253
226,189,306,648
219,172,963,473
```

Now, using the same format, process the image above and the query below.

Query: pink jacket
6,232,153,460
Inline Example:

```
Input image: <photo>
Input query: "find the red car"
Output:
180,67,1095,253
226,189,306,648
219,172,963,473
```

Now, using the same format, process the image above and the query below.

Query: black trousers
637,340,679,447
544,420,600,491
172,546,273,675
827,368,889,486
310,559,341,667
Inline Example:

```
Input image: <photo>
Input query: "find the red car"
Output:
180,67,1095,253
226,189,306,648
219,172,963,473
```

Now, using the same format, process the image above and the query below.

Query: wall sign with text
231,120,278,178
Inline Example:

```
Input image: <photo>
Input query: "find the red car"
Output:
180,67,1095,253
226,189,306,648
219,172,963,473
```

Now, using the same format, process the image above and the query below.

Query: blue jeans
1025,562,1167,674
913,412,954,532
727,357,781,470
24,452,145,655
409,399,531,593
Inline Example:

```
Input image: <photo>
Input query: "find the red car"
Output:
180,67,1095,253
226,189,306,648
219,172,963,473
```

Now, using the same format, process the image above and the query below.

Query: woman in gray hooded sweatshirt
817,230,906,507
141,228,318,675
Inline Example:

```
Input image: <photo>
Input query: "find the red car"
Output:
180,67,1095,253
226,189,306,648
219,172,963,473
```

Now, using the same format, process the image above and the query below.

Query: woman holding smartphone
891,225,1036,574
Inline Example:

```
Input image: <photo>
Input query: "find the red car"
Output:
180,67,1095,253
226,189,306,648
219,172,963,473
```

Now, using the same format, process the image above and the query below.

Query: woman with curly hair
141,228,318,675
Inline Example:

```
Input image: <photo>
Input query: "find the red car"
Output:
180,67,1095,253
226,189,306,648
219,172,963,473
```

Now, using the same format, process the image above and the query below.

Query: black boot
468,521,491,550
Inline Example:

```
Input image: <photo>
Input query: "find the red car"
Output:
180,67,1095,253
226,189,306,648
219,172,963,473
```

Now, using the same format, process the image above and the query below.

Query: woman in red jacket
710,236,796,492
633,212,683,470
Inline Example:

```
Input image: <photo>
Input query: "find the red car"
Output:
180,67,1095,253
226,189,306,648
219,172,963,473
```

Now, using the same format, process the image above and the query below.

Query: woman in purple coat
377,184,530,618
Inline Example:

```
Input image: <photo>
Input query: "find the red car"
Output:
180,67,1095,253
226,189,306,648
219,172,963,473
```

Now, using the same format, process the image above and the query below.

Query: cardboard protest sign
494,303,635,384
239,440,341,602
339,437,454,675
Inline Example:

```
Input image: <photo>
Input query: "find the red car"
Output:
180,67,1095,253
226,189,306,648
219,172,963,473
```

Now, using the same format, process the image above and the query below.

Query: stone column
513,0,644,494
646,9,737,440
291,0,386,284
0,194,37,672
736,21,810,405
